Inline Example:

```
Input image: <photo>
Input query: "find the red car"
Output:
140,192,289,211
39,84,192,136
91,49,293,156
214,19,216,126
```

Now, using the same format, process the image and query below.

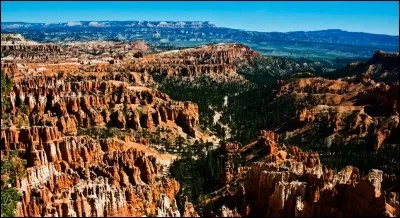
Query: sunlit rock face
0,45,201,217
1,37,398,218
1,72,200,138
1,124,183,217
125,43,259,78
211,129,398,217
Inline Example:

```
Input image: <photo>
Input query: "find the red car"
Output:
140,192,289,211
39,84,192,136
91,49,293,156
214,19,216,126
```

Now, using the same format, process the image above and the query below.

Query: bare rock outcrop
1,125,182,217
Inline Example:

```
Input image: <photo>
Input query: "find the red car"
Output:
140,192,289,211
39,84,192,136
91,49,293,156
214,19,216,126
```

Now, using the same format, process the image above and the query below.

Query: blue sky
1,1,399,35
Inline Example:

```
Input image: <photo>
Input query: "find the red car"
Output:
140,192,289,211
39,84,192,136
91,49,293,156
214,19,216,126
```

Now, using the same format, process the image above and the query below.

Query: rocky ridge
122,43,259,79
1,38,399,217
273,68,399,151
2,125,182,217
1,39,209,217
331,51,399,83
205,130,399,217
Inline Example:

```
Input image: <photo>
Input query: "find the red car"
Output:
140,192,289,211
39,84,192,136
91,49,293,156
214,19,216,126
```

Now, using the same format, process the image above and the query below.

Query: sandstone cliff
204,130,398,217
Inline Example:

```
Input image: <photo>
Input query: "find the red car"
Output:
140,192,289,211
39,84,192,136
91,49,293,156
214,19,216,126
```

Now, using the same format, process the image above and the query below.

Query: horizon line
1,20,399,37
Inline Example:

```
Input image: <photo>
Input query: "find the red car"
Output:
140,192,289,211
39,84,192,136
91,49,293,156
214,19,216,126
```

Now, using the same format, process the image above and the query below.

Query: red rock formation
3,73,200,140
211,144,397,217
206,128,398,217
121,43,258,78
297,107,315,125
273,74,399,151
3,40,398,217
182,196,200,217
128,40,149,52
340,51,399,83
1,44,205,216
1,44,61,53
1,124,182,217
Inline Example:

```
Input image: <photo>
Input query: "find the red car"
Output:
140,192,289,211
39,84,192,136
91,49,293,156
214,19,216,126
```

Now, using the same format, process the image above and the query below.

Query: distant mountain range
2,21,398,60
1,21,216,29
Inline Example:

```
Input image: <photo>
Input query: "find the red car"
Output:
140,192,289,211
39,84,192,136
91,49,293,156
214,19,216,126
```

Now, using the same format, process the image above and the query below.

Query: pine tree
1,150,27,217
1,70,13,118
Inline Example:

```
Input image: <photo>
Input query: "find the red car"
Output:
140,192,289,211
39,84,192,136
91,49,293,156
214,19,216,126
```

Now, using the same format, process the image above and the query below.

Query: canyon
1,34,399,217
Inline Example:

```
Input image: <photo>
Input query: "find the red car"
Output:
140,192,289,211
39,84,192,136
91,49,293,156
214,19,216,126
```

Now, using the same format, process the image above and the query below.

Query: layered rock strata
1,125,183,217
3,73,199,138
209,130,398,217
